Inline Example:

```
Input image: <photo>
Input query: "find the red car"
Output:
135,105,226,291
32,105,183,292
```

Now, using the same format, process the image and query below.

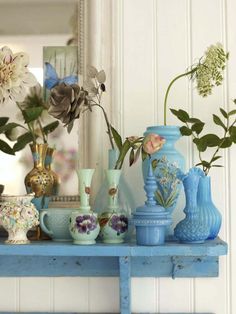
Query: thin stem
164,67,197,125
91,104,114,149
37,118,47,143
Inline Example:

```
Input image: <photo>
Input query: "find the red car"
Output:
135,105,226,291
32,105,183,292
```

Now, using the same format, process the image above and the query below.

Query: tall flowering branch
164,43,228,125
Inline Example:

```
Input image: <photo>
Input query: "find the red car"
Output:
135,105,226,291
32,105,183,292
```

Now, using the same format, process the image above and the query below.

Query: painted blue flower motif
75,214,97,234
32,152,40,162
154,156,184,211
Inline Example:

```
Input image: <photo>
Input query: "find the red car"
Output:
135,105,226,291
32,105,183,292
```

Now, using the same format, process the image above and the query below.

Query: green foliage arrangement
171,101,236,175
0,85,59,155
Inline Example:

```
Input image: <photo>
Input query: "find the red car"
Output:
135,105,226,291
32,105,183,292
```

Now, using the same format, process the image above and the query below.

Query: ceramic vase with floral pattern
69,169,100,245
0,194,39,244
98,169,129,243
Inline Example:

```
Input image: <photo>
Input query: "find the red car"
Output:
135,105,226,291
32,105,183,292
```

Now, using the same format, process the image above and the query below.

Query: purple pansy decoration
75,214,97,234
109,214,128,235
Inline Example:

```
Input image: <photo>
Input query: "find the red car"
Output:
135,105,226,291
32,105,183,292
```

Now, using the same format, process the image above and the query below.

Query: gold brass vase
45,147,60,195
25,144,54,210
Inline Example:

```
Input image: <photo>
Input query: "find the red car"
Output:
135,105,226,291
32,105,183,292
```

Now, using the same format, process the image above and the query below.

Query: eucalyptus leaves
171,101,236,175
164,43,228,125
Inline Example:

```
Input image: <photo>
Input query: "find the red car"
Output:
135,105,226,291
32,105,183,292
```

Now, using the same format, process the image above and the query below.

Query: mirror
0,0,81,195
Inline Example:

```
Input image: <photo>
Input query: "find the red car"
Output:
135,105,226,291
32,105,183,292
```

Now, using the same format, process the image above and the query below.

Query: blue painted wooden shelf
0,237,227,314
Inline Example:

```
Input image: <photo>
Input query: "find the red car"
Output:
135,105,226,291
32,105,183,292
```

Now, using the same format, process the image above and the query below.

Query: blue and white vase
174,168,210,243
69,169,100,245
197,175,222,240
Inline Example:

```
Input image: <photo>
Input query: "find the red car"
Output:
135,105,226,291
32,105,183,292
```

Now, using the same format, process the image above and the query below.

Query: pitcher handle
40,211,53,236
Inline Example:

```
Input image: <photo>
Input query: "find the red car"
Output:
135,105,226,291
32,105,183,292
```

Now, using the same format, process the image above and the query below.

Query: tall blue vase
174,168,210,243
143,126,185,214
197,176,222,240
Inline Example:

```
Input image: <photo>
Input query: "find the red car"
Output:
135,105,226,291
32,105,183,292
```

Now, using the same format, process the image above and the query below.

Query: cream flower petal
22,71,37,87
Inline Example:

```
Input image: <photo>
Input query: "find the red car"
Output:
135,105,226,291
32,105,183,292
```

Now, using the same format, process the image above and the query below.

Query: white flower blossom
0,46,37,105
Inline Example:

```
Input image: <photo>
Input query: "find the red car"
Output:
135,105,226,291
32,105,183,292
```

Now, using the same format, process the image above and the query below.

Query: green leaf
233,99,236,105
115,139,131,169
193,138,207,152
200,134,221,147
13,132,34,152
129,149,135,166
211,165,223,167
170,109,189,122
220,137,232,148
141,148,148,161
22,107,44,123
180,126,192,136
152,159,158,170
229,126,236,143
67,121,74,134
111,125,122,151
0,117,9,127
133,145,141,164
0,139,15,155
188,118,202,123
213,114,227,131
201,160,211,168
211,156,222,162
191,122,205,135
220,108,228,118
43,121,59,135
228,109,236,116
0,122,23,134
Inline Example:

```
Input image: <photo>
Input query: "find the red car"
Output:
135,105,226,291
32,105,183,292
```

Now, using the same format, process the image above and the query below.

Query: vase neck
44,147,54,170
183,174,200,209
77,169,94,212
106,169,121,211
108,149,119,169
30,144,48,169
197,176,212,203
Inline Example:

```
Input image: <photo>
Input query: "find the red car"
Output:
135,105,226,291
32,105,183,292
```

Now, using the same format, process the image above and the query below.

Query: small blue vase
174,168,210,243
197,176,222,240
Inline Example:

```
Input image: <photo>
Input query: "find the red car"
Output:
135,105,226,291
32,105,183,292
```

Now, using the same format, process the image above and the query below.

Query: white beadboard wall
0,0,236,313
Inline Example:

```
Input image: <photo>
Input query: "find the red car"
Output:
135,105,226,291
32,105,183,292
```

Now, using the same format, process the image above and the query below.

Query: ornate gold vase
25,143,54,210
45,147,60,195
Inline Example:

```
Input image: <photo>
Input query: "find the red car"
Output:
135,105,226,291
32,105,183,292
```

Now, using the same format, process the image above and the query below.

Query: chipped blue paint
119,256,131,314
0,238,225,314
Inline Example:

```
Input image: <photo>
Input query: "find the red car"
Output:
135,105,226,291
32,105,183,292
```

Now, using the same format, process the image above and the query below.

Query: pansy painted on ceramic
99,212,128,243
72,214,97,234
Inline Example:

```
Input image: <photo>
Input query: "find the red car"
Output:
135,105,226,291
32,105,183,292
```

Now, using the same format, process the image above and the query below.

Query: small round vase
197,176,222,240
69,169,100,245
69,211,100,245
0,194,39,244
98,169,129,244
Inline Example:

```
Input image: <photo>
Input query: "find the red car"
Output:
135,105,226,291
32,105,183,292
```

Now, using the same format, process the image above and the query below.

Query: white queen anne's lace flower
0,46,37,105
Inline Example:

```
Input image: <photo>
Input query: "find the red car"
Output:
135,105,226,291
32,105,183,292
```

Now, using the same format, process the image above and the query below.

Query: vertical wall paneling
54,277,89,312
156,1,192,311
19,278,51,312
226,0,236,313
190,1,227,313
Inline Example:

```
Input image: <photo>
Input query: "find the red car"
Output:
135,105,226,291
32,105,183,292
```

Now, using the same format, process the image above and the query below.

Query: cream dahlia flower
0,46,37,105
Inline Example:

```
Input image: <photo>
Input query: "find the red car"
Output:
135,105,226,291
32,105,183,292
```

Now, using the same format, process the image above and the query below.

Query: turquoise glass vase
174,168,210,243
143,126,185,215
197,175,222,240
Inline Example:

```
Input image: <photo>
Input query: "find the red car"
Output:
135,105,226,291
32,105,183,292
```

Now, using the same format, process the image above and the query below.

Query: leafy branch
171,100,236,175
